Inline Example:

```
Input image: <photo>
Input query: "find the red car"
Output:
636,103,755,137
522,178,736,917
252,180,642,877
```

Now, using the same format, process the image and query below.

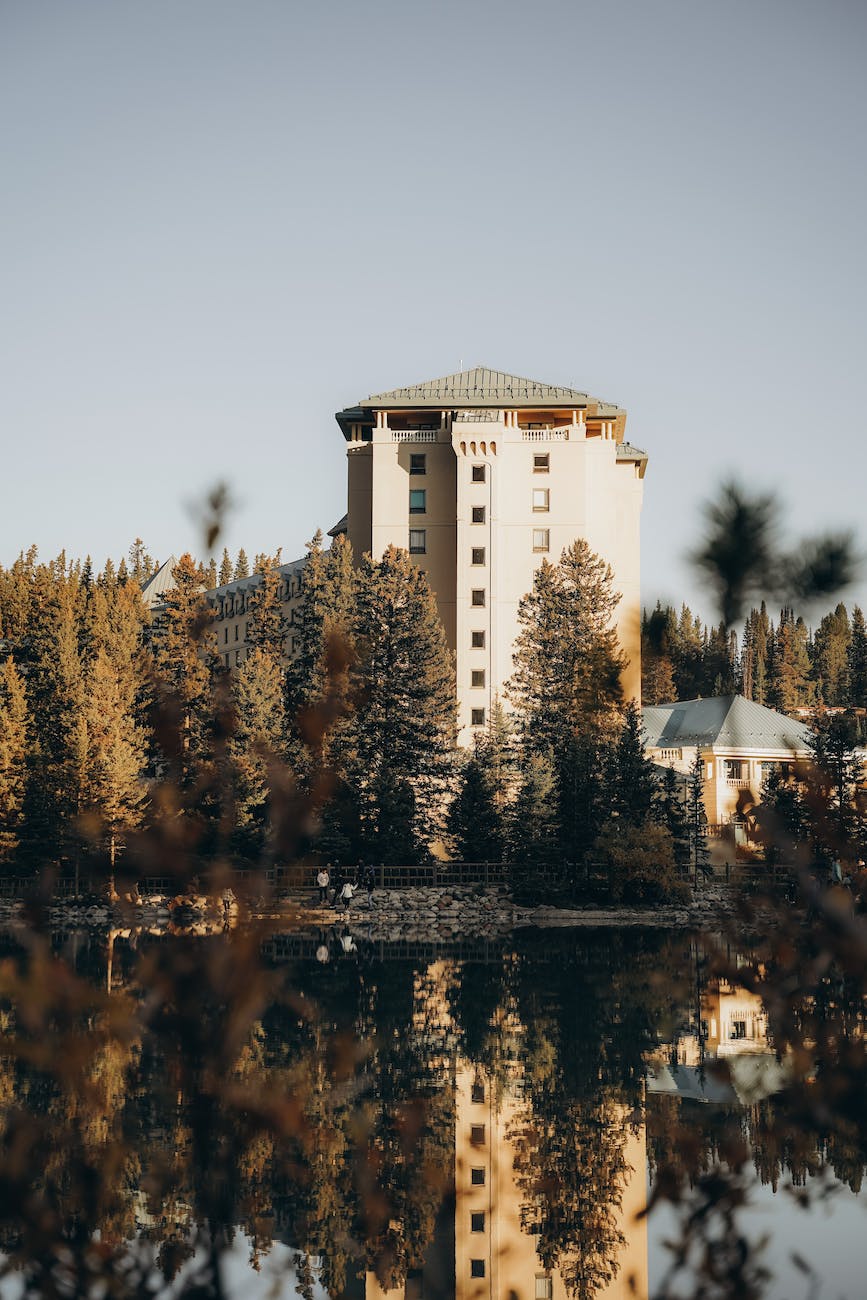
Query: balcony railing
725,778,752,789
521,428,569,441
390,428,438,442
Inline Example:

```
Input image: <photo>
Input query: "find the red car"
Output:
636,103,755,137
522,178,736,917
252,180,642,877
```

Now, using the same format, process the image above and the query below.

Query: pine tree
448,747,503,864
347,546,455,861
150,554,216,784
507,751,560,875
809,713,863,863
230,647,287,853
128,538,155,584
686,752,710,878
608,701,658,827
219,547,234,587
205,557,218,590
813,604,850,706
769,608,813,714
655,764,691,872
0,658,28,861
508,539,626,753
246,558,288,661
847,606,867,708
234,549,250,580
82,647,148,883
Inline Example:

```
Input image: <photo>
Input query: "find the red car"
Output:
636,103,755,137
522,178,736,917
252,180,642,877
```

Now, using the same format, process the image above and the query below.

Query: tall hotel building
336,367,647,739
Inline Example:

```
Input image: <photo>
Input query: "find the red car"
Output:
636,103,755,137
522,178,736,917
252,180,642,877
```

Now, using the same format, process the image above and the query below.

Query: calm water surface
0,925,863,1299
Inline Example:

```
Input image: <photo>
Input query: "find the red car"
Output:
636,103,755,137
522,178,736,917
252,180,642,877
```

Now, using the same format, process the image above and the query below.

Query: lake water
0,923,863,1299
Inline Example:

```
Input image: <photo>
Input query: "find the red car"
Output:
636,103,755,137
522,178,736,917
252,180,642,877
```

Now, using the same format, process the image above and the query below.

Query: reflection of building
365,957,649,1300
648,975,788,1106
337,367,646,739
642,694,813,824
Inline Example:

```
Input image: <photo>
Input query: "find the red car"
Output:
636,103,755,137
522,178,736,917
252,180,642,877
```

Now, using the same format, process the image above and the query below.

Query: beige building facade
337,367,647,741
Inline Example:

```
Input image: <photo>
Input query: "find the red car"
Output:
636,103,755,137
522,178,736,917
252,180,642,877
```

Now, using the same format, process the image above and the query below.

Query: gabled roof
642,694,813,754
336,366,621,431
140,556,180,610
363,366,609,408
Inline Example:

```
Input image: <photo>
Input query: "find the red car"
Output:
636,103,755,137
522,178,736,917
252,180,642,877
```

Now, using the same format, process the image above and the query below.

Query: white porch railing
521,428,569,441
390,429,438,442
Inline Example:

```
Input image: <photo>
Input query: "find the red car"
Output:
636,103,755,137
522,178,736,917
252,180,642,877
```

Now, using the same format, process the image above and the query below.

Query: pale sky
2,0,866,623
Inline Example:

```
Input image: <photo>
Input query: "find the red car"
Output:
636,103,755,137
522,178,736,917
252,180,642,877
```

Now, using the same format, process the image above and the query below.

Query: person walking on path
338,878,356,912
363,864,376,909
330,868,344,907
316,865,330,905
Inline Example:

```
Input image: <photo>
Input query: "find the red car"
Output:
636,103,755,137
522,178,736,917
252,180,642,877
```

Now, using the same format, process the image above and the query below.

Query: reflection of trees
505,931,687,1300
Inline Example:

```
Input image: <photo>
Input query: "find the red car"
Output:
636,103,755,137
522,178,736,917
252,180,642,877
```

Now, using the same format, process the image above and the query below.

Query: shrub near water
593,822,688,905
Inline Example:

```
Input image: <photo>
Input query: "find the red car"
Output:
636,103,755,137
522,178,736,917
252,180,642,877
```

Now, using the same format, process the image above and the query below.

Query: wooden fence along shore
0,854,803,904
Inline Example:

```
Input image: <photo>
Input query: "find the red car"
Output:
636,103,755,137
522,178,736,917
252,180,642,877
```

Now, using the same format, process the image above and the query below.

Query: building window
532,488,550,512
532,529,550,552
471,1080,485,1103
471,708,486,727
471,589,485,607
471,464,486,483
471,547,485,566
410,453,426,475
470,1260,485,1279
724,759,743,780
533,453,550,472
471,1213,485,1233
224,653,230,667
224,627,228,643
409,529,427,554
536,1276,554,1299
471,505,486,524
234,625,239,641
235,650,241,666
730,1020,747,1040
471,630,485,648
409,488,426,514
471,1167,486,1186
471,670,485,689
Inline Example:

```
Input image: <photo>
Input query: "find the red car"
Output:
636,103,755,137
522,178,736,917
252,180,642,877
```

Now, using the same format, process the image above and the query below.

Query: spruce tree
82,647,148,883
246,558,288,661
234,549,250,580
0,658,28,861
128,538,155,584
218,547,233,587
150,554,216,784
655,764,691,872
507,750,560,877
847,606,867,708
230,647,287,853
608,700,658,826
686,752,710,878
448,747,503,864
347,545,455,861
508,539,626,753
813,604,850,706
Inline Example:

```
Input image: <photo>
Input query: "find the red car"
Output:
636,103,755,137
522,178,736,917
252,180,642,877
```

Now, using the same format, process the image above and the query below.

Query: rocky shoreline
0,882,738,936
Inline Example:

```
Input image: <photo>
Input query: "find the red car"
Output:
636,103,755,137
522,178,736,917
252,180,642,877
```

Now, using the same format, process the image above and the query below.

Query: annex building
204,366,647,741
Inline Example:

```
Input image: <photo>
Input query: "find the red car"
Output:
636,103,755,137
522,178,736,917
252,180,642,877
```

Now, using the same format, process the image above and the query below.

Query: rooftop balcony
521,427,570,442
390,427,438,442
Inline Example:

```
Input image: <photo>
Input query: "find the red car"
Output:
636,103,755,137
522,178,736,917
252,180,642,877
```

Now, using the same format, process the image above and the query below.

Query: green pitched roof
642,695,813,753
338,366,620,414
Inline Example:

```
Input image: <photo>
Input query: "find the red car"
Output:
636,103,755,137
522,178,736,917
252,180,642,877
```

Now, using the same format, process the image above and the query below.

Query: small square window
471,505,486,524
410,453,426,475
471,630,485,648
471,1080,485,1103
471,1167,486,1186
532,529,550,553
470,1260,485,1279
533,452,550,472
532,488,550,512
409,529,427,554
471,589,485,607
471,547,485,566
535,1276,553,1300
409,489,426,514
471,464,486,483
471,670,485,688
471,708,486,727
471,1213,485,1233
